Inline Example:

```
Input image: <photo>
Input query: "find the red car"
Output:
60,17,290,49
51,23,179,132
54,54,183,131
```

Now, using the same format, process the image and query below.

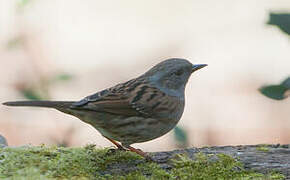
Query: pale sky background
0,0,289,151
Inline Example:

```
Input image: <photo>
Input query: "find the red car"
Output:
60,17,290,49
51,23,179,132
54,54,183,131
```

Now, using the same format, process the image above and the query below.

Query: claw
127,146,153,161
104,136,153,161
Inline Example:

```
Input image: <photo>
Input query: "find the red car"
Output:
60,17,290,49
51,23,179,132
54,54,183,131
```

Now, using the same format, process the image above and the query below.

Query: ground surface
0,144,288,179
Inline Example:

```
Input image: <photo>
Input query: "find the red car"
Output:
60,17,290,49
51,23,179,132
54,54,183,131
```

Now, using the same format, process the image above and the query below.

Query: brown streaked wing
82,94,140,116
71,78,150,116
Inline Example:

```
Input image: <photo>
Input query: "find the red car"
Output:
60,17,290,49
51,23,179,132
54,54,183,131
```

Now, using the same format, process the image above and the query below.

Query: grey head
142,58,207,97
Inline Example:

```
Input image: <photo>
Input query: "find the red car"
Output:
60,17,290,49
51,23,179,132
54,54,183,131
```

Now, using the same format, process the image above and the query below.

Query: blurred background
0,0,289,152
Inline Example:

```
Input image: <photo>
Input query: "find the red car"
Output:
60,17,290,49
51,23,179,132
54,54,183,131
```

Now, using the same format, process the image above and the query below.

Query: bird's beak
192,64,207,72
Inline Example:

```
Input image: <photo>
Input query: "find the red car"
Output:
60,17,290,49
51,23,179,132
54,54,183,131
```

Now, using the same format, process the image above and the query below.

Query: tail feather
2,101,75,109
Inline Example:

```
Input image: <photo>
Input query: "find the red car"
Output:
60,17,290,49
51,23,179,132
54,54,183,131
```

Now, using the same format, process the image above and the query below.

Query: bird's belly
83,115,179,145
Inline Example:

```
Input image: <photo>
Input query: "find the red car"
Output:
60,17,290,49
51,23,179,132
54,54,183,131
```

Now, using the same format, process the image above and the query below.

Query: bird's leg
126,145,152,161
104,138,152,161
104,136,126,151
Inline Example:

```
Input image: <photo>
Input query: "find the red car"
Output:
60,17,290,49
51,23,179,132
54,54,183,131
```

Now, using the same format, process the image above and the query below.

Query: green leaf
281,77,290,88
51,73,73,83
20,89,43,100
17,0,32,8
6,37,24,50
267,13,290,36
173,126,188,148
259,85,288,100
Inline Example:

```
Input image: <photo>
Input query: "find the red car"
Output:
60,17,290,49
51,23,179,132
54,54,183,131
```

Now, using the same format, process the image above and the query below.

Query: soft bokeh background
0,0,289,152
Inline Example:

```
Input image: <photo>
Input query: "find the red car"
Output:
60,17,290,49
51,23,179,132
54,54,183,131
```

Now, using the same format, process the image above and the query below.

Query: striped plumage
65,78,185,146
3,58,207,159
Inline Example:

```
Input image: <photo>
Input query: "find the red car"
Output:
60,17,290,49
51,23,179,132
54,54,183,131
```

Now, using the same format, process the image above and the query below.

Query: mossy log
0,144,289,179
149,144,290,178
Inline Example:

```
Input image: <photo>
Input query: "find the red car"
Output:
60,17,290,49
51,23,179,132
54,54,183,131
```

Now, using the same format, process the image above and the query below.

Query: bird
3,58,207,160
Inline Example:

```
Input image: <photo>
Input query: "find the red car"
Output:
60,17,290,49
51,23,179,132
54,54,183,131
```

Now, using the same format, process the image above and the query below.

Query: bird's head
143,58,207,97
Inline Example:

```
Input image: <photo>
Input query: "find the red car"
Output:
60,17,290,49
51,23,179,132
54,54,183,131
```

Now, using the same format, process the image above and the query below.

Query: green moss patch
0,145,285,179
256,145,270,152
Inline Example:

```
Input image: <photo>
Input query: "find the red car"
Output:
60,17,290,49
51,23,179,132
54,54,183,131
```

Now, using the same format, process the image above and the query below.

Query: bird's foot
104,136,153,161
126,146,153,161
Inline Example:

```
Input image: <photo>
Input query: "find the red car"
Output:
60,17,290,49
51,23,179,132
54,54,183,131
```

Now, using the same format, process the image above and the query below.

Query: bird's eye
174,69,184,76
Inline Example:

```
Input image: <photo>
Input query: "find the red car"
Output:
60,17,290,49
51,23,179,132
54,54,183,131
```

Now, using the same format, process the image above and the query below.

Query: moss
0,145,285,179
168,153,285,180
0,145,141,179
256,145,270,152
269,172,287,180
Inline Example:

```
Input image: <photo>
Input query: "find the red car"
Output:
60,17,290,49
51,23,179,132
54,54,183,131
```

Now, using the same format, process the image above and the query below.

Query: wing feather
70,77,183,118
71,78,147,116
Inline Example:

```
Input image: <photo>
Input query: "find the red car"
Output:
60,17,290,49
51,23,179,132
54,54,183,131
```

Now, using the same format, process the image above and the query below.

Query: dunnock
3,58,207,159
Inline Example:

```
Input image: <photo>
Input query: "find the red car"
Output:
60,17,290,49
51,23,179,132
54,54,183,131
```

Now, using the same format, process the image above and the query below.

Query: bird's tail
2,101,75,109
